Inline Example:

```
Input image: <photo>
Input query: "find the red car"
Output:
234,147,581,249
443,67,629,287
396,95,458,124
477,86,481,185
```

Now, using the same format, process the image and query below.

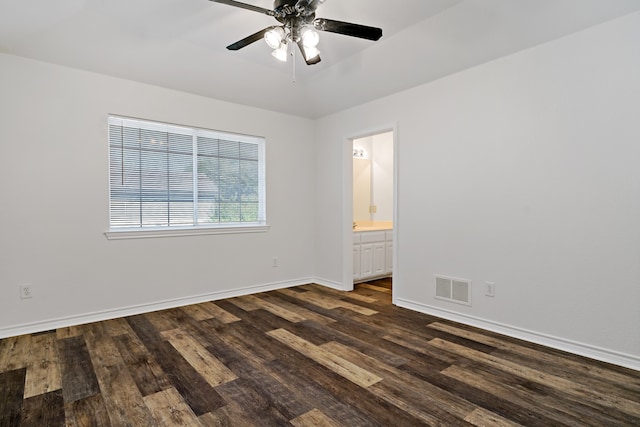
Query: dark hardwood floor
1,278,639,426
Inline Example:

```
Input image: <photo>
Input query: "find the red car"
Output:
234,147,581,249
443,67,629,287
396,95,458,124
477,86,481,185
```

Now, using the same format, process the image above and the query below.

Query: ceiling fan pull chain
292,41,296,83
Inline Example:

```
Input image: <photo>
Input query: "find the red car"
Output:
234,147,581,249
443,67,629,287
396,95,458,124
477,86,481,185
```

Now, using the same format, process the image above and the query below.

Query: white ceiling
1,0,639,118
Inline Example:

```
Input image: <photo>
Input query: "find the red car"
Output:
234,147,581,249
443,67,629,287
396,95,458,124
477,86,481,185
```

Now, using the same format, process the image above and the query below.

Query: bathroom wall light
353,148,367,159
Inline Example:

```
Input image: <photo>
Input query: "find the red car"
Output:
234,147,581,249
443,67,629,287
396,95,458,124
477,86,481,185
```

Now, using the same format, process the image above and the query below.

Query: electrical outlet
20,285,33,299
272,257,278,267
485,282,495,297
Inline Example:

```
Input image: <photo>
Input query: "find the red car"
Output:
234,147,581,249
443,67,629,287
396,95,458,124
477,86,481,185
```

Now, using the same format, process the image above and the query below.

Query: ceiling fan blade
313,18,382,41
297,41,321,65
209,0,275,17
227,27,274,50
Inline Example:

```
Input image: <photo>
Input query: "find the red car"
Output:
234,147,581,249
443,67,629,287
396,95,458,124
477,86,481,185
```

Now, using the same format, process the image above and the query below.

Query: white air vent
435,275,471,306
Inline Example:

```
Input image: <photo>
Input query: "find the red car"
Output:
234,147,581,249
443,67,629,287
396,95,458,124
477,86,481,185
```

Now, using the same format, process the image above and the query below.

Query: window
107,116,266,238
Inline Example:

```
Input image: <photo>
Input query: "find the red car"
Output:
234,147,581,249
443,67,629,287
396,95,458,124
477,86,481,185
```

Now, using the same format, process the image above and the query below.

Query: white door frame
342,123,398,303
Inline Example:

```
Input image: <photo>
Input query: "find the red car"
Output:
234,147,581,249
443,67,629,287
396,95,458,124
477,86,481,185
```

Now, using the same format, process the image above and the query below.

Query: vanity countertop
353,221,393,232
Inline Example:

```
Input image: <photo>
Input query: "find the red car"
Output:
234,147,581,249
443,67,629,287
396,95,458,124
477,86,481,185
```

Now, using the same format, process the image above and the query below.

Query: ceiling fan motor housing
274,0,316,23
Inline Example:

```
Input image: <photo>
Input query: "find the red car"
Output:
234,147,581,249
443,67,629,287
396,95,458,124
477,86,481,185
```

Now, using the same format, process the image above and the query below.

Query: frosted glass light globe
265,27,285,49
301,28,319,48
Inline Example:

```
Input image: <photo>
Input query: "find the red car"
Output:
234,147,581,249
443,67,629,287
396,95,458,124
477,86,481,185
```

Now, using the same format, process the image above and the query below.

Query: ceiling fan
209,0,383,65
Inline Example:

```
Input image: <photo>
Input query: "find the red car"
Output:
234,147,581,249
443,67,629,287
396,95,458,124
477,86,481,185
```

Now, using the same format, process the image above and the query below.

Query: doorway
344,126,397,301
352,132,394,227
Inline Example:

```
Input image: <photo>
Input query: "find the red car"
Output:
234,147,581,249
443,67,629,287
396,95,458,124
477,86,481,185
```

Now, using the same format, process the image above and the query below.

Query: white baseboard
312,277,347,291
396,298,640,372
0,277,314,339
6,281,635,372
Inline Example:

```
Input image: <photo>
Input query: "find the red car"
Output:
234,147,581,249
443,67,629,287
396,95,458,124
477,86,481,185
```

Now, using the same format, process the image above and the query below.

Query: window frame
105,115,268,240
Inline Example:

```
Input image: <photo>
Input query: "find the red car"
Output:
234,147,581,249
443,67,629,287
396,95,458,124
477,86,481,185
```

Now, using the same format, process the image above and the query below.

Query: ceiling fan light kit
301,27,320,47
272,43,289,61
209,0,383,66
264,26,285,49
302,45,320,62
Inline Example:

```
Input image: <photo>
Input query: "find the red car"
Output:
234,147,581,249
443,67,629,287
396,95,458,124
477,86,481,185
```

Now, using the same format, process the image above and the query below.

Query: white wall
0,53,316,336
315,12,640,367
352,136,373,222
371,132,394,222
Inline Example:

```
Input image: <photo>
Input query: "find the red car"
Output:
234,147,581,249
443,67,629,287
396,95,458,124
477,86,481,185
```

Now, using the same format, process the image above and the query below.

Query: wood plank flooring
1,278,639,426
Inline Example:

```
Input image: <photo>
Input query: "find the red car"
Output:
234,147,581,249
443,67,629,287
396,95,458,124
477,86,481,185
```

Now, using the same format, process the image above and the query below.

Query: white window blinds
108,116,265,230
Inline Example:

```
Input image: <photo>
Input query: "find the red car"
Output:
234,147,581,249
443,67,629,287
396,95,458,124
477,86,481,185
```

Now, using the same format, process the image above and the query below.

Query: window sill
104,224,270,240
